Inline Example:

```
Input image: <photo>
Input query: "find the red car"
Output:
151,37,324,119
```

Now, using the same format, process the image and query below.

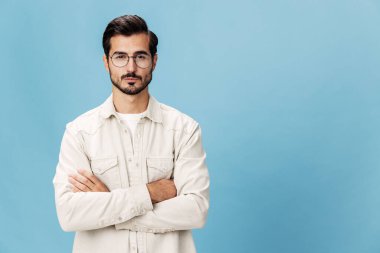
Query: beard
109,69,153,96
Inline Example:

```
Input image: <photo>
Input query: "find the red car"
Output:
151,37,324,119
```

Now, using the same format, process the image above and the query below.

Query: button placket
130,231,138,253
137,231,145,253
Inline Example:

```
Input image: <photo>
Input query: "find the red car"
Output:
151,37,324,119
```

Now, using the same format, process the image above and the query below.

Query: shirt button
136,163,139,167
118,217,123,221
128,158,132,162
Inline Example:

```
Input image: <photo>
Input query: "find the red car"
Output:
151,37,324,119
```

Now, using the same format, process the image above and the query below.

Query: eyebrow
112,50,150,56
133,50,149,56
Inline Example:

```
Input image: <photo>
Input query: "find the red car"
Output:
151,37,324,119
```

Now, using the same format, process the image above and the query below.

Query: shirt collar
99,94,163,123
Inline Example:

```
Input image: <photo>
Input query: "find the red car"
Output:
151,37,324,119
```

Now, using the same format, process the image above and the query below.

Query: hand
68,169,110,192
146,179,177,204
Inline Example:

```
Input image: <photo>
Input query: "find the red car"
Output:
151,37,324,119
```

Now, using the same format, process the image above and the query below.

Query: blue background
1,0,380,252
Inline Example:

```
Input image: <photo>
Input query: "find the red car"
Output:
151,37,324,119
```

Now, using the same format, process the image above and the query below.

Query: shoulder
65,104,105,135
158,101,199,135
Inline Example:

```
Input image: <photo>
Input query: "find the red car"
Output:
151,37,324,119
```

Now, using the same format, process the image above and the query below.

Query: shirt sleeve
115,124,210,233
53,125,153,232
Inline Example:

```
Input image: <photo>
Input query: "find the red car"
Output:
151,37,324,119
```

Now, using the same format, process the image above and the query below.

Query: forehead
109,33,150,55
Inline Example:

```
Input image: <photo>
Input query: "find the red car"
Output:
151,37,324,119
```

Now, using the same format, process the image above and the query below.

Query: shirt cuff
114,184,153,230
132,184,154,214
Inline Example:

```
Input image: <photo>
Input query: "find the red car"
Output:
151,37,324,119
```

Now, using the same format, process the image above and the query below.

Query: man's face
103,33,157,95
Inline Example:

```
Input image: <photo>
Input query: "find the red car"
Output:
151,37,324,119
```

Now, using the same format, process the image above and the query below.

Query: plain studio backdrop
1,1,380,252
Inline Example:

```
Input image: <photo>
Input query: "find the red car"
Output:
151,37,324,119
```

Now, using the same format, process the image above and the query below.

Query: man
53,15,210,253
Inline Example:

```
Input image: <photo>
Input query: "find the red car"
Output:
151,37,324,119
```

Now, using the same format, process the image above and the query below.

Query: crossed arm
53,123,209,233
69,170,177,204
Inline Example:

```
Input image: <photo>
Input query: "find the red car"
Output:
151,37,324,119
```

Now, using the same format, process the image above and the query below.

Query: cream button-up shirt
53,94,210,253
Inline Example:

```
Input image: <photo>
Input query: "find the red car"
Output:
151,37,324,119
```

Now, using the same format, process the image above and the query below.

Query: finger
77,169,110,192
69,176,91,192
71,184,82,193
72,172,95,189
78,169,101,185
69,177,90,192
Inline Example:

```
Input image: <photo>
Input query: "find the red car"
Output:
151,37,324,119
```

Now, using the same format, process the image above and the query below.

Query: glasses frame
109,52,152,69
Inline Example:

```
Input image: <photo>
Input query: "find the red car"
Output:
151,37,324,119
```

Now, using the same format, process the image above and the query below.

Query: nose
126,57,137,72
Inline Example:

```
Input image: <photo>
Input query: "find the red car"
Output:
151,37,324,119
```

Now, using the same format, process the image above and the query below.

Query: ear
152,54,158,71
103,54,110,73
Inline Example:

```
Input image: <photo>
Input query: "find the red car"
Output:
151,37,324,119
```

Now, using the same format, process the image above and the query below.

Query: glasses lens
111,54,128,67
135,54,151,69
111,53,152,68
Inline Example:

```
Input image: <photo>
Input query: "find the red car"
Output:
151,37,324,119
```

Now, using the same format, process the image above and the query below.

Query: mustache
121,73,142,80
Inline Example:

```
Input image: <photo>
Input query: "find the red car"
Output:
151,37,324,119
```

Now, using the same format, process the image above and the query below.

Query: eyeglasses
110,52,152,69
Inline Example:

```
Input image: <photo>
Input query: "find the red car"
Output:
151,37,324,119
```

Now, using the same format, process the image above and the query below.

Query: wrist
146,183,157,203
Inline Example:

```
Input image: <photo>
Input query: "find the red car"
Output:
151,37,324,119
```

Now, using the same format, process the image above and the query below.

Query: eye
136,54,148,60
114,54,127,60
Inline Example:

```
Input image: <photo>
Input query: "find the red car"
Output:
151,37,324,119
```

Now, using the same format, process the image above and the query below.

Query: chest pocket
90,155,121,190
146,157,174,183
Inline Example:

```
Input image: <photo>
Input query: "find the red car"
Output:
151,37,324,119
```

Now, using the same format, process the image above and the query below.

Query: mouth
123,77,139,85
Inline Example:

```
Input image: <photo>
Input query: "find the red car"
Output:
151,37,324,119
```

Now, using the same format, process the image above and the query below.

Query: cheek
141,68,153,79
110,68,122,78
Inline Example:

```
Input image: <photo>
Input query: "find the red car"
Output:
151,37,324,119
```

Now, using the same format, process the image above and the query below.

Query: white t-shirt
116,111,145,136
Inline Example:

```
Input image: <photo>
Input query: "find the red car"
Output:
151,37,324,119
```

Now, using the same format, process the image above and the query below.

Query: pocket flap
146,157,173,173
91,156,118,174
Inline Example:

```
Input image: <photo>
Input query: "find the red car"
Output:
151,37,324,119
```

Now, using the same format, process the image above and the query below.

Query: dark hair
102,15,158,57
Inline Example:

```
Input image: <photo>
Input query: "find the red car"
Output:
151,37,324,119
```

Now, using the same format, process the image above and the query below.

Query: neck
112,86,149,114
